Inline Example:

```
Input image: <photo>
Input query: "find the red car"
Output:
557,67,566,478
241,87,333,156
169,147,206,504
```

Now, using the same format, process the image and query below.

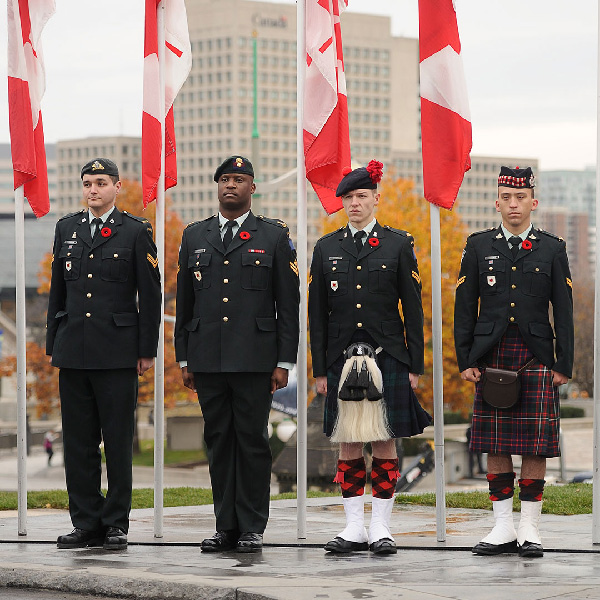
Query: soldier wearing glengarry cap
454,165,574,559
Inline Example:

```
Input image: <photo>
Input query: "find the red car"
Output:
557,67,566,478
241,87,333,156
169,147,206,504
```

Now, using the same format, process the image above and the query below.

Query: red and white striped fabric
7,0,55,218
303,0,351,215
142,0,192,207
419,0,472,210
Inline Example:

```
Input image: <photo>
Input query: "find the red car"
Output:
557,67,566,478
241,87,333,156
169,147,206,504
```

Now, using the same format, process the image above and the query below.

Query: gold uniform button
332,267,337,272
196,262,199,266
509,316,515,322
113,253,119,258
67,252,71,257
511,284,516,289
88,273,93,279
357,322,363,328
512,266,517,271
382,265,386,269
255,260,260,265
489,267,493,271
86,293,92,298
224,260,230,265
223,316,229,322
89,254,94,259
535,267,540,272
356,304,362,309
86,312,91,318
356,284,362,290
510,302,515,307
357,265,362,271
224,279,229,284
223,298,229,302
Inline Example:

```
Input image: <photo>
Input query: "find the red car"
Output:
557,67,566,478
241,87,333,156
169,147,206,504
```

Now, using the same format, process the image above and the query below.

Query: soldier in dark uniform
454,166,573,558
309,161,431,555
46,158,161,550
175,156,300,553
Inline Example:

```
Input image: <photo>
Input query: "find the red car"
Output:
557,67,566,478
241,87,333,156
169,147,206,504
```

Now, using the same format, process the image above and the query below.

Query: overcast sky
1,0,597,171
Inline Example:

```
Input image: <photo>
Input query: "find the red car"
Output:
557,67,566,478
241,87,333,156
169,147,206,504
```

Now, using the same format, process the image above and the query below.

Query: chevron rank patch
566,277,572,288
147,253,158,268
411,270,421,284
456,275,466,289
290,260,299,276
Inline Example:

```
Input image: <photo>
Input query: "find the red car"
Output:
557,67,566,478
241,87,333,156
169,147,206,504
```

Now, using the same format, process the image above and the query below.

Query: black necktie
92,217,103,241
223,220,236,249
354,231,364,253
508,235,521,258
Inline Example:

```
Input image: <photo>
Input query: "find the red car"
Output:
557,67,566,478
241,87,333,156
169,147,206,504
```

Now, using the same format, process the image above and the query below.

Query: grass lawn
129,439,207,467
0,484,592,514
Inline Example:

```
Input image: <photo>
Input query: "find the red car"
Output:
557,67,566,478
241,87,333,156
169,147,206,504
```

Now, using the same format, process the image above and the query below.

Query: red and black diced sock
518,478,545,502
487,471,516,501
334,457,366,498
371,456,400,499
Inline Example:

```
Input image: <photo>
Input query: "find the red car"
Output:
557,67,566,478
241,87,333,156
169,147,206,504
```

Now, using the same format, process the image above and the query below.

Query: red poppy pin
239,231,251,240
368,237,379,247
100,227,112,238
522,239,532,250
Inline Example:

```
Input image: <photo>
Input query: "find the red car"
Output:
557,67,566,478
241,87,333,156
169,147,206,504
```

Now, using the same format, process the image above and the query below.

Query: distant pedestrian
44,430,56,465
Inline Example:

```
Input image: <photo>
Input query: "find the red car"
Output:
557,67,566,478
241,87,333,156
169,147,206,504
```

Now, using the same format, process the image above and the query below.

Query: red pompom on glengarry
366,160,383,184
342,166,352,176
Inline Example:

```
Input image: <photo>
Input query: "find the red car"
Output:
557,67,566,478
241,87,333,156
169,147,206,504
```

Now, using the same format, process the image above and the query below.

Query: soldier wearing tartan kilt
309,161,431,556
454,166,574,559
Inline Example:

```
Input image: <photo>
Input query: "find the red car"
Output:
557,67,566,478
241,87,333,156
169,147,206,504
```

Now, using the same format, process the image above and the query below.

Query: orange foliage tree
4,180,196,417
317,176,473,415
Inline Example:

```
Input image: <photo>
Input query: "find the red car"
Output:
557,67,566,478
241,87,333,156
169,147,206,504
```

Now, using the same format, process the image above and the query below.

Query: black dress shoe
237,532,263,553
324,536,369,553
369,538,397,555
201,531,239,553
518,541,543,558
103,527,127,550
57,528,104,549
472,539,518,555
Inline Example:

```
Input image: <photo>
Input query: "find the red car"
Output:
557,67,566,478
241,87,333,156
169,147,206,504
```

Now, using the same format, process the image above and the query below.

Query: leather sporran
480,358,536,409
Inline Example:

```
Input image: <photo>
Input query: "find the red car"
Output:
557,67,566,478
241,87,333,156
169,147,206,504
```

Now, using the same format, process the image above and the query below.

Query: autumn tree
317,175,473,415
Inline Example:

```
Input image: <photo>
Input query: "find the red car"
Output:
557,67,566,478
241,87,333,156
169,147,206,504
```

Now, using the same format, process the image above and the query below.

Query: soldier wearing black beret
47,158,162,550
175,155,300,552
308,161,431,555
454,166,573,558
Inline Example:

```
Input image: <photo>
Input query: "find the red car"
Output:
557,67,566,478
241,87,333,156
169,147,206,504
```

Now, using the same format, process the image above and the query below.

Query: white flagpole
15,186,27,536
592,1,600,544
296,0,308,540
430,204,446,541
153,0,166,539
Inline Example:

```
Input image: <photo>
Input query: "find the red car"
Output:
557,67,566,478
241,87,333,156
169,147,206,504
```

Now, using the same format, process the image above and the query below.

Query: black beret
336,160,384,197
498,166,535,188
213,155,254,182
81,158,119,179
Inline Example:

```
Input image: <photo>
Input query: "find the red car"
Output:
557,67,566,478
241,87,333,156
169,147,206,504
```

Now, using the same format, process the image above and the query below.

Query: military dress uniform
46,206,161,537
309,221,430,438
175,211,300,537
454,224,573,457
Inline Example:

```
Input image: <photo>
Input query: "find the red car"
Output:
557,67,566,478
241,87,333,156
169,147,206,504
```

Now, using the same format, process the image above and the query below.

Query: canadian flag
142,0,192,207
7,0,55,218
303,0,351,215
419,0,471,210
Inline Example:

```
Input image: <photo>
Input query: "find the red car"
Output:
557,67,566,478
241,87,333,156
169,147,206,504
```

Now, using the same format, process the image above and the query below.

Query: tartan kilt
323,339,431,439
470,325,560,457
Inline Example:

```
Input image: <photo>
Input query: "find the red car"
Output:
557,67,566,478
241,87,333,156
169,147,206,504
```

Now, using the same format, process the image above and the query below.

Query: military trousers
59,368,138,534
194,372,273,534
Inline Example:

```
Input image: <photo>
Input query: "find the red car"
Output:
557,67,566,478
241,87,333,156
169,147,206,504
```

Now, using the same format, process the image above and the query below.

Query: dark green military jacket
308,221,424,377
454,225,574,377
46,208,162,369
175,211,300,372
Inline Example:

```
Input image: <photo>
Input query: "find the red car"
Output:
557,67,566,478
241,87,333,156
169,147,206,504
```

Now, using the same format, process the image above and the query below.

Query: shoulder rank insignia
411,270,421,284
147,253,158,268
456,275,466,288
290,260,299,276
308,273,312,285
566,277,572,288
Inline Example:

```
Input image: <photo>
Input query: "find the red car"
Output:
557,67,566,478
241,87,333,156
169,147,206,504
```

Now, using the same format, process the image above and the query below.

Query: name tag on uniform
64,240,77,245
329,256,342,260
194,249,206,253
